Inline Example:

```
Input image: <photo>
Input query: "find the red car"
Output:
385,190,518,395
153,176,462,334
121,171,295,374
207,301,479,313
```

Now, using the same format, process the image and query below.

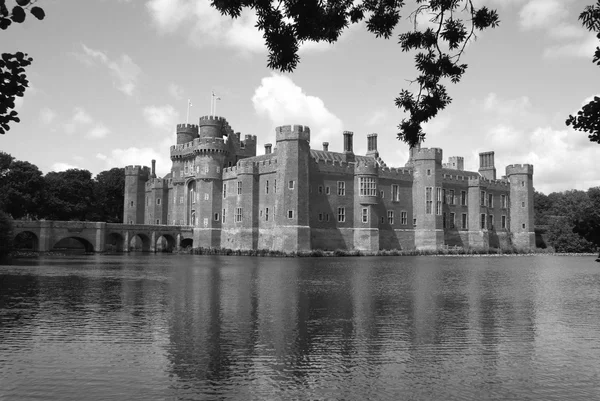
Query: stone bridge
12,221,195,253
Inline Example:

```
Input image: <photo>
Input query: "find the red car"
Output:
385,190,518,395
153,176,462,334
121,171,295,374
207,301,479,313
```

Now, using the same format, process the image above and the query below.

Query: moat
1,254,599,400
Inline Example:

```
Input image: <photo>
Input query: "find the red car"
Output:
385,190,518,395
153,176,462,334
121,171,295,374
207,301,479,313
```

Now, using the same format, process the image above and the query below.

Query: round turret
177,124,199,144
199,116,230,139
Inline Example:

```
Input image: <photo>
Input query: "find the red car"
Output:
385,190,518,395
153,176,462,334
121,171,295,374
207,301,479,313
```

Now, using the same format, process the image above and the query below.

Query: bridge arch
156,234,176,253
180,238,193,249
106,232,125,252
129,233,151,252
14,231,39,251
52,236,95,253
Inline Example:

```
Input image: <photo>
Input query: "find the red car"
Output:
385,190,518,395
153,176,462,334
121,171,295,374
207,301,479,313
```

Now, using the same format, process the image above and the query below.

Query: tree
547,217,595,253
91,168,125,223
533,190,551,225
566,0,600,142
42,169,94,221
0,151,44,219
1,0,45,135
210,0,499,147
0,210,13,260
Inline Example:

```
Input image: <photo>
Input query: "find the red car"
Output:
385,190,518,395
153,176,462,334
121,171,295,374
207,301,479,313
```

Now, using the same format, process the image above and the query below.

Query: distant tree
533,191,551,225
210,0,499,147
547,217,596,253
566,0,600,143
0,152,44,219
573,187,600,248
91,168,125,223
1,0,45,135
0,210,14,259
42,169,94,221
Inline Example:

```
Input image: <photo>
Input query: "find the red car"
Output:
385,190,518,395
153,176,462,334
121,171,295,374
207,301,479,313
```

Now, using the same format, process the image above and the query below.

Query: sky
2,0,599,195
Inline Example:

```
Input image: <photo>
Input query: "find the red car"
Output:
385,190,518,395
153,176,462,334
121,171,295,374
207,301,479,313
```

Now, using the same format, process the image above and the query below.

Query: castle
123,115,535,251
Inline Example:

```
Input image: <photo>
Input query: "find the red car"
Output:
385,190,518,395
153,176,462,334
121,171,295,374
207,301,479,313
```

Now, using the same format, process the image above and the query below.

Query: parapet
125,165,151,178
355,160,378,176
506,164,534,176
275,125,311,143
411,147,443,162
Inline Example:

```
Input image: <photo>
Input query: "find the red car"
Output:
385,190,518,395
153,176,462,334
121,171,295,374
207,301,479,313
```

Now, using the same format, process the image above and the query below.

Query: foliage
0,0,45,135
547,217,595,253
566,0,600,143
210,0,499,147
42,169,95,221
0,151,44,218
89,167,125,223
0,210,14,259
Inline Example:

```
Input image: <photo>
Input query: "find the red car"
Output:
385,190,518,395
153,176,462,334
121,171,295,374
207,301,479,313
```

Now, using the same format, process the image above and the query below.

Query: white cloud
143,105,180,131
87,124,110,139
519,0,566,30
39,107,56,124
252,74,343,148
482,92,532,115
543,34,598,59
51,162,80,172
63,107,109,139
168,83,184,100
78,44,141,96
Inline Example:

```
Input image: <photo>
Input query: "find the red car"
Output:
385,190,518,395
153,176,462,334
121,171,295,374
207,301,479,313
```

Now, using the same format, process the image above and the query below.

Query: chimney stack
343,131,354,153
151,159,156,178
265,143,272,154
323,142,329,152
366,133,378,157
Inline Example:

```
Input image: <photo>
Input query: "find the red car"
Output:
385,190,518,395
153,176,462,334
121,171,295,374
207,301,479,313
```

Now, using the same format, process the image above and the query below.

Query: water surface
1,254,599,400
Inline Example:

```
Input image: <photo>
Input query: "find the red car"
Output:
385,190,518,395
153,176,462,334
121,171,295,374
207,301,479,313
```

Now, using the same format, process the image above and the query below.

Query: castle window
223,183,227,198
214,213,219,221
156,198,161,205
522,181,525,187
337,181,346,196
392,185,399,202
222,209,226,223
362,207,368,223
488,194,494,208
326,213,330,222
381,217,385,224
359,177,377,196
489,215,494,230
480,191,486,207
192,192,196,204
388,210,394,225
318,185,323,194
235,208,243,222
427,169,431,176
265,208,269,221
462,213,467,229
401,211,407,225
326,186,330,195
129,220,133,225
318,213,323,222
449,190,455,205
156,219,160,224
442,189,446,204
274,179,277,193
241,142,245,149
521,201,525,207
130,201,134,207
450,212,456,229
288,180,295,190
288,210,294,219
436,187,442,215
426,187,433,214
501,215,507,229
204,166,209,174
461,190,467,206
380,190,384,199
522,223,526,229
204,193,209,201
443,212,447,229
266,180,269,194
413,218,417,226
237,181,242,195
501,194,507,208
480,213,486,229
338,207,346,223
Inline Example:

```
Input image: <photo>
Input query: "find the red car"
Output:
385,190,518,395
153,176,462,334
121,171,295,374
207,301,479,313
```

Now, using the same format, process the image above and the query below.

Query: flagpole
186,99,191,124
210,91,214,117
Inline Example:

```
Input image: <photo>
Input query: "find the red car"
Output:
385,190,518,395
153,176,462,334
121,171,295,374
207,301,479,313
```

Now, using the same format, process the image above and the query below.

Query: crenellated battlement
506,164,534,176
275,124,311,143
355,160,378,176
176,123,199,133
125,165,150,177
199,115,227,123
467,174,510,189
412,147,443,162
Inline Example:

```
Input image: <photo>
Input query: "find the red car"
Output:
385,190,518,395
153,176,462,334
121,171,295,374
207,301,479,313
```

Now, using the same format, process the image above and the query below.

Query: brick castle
123,115,535,251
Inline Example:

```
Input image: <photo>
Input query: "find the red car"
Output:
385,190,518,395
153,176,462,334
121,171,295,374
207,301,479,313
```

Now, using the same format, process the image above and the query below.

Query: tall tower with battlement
124,165,150,224
273,124,311,251
507,164,535,248
412,147,444,249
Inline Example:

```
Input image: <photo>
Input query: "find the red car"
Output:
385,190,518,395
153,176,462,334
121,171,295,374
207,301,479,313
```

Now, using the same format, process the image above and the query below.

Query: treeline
0,152,124,223
535,188,600,253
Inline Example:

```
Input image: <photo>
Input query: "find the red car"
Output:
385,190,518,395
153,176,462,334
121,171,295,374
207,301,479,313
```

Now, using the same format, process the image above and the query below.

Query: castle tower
411,147,444,249
506,164,535,249
177,123,199,144
273,125,311,251
479,151,496,180
354,160,379,251
124,165,150,225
